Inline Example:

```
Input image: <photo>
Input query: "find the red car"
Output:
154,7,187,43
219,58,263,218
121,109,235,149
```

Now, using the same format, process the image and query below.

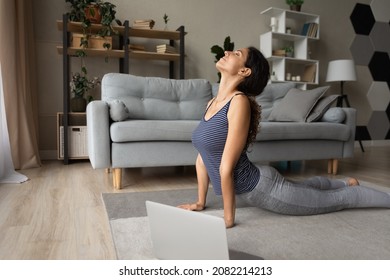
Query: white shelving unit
260,7,320,89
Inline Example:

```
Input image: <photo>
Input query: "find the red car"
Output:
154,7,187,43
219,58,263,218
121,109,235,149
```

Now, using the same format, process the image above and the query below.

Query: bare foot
347,177,360,186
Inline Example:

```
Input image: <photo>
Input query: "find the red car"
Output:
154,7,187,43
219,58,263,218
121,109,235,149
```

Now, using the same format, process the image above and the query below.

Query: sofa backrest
212,82,296,121
102,73,212,120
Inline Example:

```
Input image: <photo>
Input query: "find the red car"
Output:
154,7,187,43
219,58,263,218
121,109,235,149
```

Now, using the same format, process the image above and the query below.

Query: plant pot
71,96,87,112
85,4,102,24
290,5,301,11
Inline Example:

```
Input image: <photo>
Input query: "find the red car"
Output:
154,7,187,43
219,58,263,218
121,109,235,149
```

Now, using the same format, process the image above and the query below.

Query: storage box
71,33,113,49
59,126,88,158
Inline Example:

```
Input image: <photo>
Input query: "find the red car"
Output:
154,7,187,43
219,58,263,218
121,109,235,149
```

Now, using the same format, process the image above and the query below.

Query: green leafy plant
70,70,100,101
210,36,235,82
284,46,294,57
163,13,169,25
98,1,118,38
65,0,92,22
65,0,118,83
286,0,304,5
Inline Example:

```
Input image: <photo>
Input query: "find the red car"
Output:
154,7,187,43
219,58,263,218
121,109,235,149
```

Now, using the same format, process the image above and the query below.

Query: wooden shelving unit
56,20,185,63
57,15,186,163
260,7,320,89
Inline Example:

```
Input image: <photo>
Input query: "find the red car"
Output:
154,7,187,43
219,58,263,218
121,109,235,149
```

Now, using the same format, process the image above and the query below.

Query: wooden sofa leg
328,159,333,174
332,159,338,175
113,168,122,190
328,159,339,175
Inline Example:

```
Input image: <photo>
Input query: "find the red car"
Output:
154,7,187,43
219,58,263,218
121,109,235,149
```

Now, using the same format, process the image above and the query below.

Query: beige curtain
0,0,41,169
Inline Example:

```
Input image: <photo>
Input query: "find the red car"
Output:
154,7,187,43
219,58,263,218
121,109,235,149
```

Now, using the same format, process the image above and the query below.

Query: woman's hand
178,155,208,212
177,202,205,211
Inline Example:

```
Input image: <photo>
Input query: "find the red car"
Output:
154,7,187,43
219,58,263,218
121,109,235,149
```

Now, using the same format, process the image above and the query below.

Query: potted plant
65,0,118,52
286,0,304,11
211,36,235,82
70,68,100,112
163,13,169,30
284,46,294,57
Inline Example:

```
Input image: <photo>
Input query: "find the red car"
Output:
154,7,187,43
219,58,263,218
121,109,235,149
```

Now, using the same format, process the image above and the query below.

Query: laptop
145,200,229,260
145,200,263,260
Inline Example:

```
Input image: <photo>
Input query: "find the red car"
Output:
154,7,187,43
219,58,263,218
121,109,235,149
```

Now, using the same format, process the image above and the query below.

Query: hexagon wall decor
370,0,390,22
350,3,375,35
369,22,390,54
367,82,390,111
367,111,390,139
350,1,390,140
350,35,374,66
368,52,390,84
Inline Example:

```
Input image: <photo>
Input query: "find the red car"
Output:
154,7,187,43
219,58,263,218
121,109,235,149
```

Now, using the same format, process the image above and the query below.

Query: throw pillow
321,107,346,123
256,82,296,121
306,94,338,122
268,86,330,122
109,100,130,122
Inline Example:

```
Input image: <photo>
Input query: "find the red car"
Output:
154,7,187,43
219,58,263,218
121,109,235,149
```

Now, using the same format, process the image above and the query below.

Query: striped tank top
192,96,260,195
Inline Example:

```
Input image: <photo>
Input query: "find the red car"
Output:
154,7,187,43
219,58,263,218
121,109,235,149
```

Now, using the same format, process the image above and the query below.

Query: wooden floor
0,145,389,259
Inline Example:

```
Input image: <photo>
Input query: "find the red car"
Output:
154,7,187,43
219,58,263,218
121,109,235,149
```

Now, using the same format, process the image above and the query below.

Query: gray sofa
87,73,356,189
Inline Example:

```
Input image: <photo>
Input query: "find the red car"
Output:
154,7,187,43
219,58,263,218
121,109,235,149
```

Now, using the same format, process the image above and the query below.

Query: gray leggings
238,165,390,215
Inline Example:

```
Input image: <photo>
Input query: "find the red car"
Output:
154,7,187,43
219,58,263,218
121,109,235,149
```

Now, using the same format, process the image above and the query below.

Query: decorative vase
71,96,87,112
290,5,301,11
85,4,102,24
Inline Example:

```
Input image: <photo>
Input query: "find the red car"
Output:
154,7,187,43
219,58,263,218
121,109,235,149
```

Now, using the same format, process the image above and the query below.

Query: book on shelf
132,19,155,29
156,44,177,54
301,22,318,38
302,64,317,83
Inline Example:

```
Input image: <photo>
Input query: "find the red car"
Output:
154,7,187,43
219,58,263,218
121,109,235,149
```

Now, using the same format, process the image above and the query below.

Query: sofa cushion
257,122,350,141
321,107,346,123
306,94,338,122
110,119,350,143
110,120,200,142
102,73,212,120
108,100,130,122
256,82,296,121
268,86,329,122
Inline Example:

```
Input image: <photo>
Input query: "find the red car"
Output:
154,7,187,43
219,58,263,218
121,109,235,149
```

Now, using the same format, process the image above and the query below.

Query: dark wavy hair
237,47,270,150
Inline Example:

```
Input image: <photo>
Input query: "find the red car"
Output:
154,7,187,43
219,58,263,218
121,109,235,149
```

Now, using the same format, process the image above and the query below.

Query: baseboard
355,140,390,147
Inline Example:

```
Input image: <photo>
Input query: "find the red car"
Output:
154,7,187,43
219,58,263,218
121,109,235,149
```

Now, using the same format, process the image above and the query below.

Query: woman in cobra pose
179,46,390,228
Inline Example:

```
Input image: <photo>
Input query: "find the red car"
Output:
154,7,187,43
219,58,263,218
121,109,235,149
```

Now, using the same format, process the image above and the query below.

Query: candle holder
270,17,278,32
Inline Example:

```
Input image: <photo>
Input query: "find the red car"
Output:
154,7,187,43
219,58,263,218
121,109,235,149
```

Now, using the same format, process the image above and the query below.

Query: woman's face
216,48,250,76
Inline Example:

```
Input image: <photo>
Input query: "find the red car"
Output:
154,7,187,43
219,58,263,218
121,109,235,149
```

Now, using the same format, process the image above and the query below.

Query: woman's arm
178,154,209,211
220,95,251,228
179,98,214,211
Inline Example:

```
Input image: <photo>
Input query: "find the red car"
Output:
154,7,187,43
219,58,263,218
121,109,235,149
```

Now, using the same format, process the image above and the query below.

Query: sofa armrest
86,100,111,169
341,107,356,158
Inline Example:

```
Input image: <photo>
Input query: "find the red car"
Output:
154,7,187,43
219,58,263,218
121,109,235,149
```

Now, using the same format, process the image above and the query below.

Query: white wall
33,0,373,159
